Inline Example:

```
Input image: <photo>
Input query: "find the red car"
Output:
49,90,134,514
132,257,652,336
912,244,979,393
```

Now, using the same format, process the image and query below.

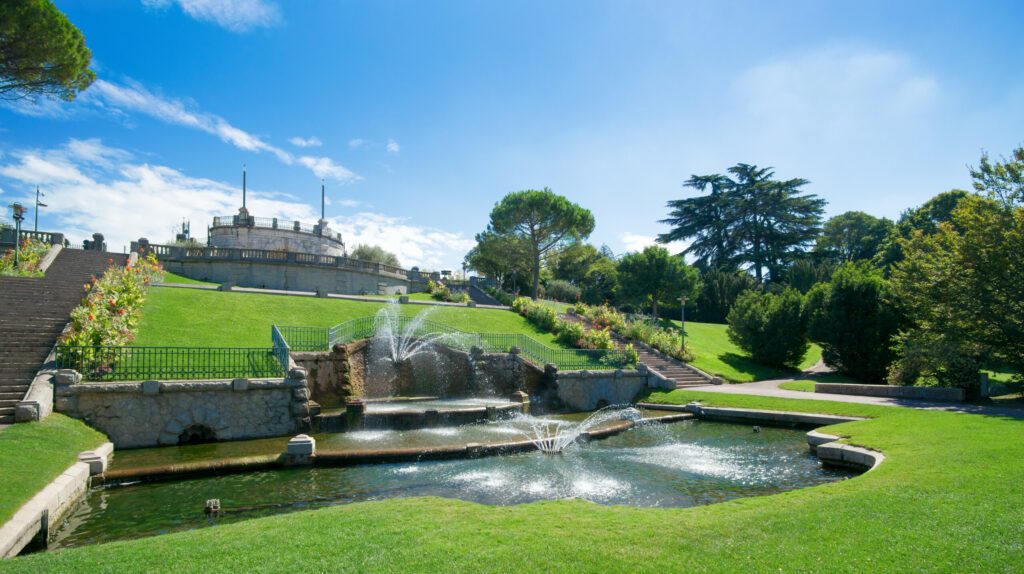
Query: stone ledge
58,377,302,395
816,383,965,402
650,402,866,427
814,439,885,471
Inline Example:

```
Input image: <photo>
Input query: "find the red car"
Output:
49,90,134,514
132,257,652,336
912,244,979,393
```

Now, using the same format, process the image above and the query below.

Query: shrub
511,296,532,314
58,252,164,375
727,288,808,368
0,238,50,277
806,263,902,382
544,279,581,303
887,332,983,391
555,320,585,347
623,343,639,365
581,327,613,350
525,303,557,332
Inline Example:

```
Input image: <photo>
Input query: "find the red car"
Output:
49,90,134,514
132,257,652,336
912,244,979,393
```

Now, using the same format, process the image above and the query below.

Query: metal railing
211,215,339,240
276,316,634,371
55,345,285,382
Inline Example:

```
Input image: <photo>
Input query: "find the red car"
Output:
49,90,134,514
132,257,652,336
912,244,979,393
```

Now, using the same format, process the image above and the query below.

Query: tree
0,0,95,101
693,267,758,323
727,288,808,368
806,263,902,382
658,174,741,269
617,246,699,319
659,163,825,282
350,244,401,267
550,242,619,304
784,258,835,294
890,194,1024,388
875,189,969,269
970,146,1024,207
814,211,894,264
463,231,532,292
488,188,594,299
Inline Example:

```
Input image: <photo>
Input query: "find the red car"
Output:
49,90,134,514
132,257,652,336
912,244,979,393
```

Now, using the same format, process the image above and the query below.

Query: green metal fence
276,316,634,371
55,345,285,382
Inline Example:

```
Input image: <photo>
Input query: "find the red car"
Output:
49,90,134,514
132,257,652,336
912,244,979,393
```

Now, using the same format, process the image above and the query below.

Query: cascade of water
518,406,642,454
372,302,455,363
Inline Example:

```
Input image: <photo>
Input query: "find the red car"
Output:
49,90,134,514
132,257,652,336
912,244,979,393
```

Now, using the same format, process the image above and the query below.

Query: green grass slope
135,287,563,348
8,393,1023,572
666,320,821,382
0,415,107,525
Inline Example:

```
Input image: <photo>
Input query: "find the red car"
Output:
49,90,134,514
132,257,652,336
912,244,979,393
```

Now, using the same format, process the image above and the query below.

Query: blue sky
1,0,1022,269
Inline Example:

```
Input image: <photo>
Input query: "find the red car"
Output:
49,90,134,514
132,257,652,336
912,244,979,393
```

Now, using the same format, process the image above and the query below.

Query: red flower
106,258,114,265
87,314,95,321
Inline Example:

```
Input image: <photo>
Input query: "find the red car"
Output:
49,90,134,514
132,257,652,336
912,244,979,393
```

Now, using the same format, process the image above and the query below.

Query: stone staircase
0,249,122,424
561,312,711,389
467,284,503,306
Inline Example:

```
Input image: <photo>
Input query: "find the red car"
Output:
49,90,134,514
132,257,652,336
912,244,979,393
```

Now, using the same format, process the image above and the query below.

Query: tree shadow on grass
718,352,803,382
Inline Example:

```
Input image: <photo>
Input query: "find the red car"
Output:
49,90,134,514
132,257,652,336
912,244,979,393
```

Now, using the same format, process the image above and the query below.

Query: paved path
686,377,1024,419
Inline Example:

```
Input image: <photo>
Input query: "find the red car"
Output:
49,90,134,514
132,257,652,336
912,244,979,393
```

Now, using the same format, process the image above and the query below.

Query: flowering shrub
574,303,626,331
580,327,613,350
59,252,164,350
555,320,585,347
0,238,50,277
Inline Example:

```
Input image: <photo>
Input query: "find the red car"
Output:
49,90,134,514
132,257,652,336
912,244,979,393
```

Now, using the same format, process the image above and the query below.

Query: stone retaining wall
54,376,310,448
816,383,965,402
555,369,651,411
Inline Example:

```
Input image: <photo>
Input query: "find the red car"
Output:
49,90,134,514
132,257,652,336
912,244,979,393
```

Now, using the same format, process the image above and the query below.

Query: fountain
518,406,643,453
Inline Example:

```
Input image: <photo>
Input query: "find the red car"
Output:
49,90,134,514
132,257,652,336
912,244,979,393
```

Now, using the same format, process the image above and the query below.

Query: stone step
0,415,13,425
0,392,23,400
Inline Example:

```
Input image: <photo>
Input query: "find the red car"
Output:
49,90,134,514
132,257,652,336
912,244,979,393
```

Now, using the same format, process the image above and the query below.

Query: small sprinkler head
752,426,762,433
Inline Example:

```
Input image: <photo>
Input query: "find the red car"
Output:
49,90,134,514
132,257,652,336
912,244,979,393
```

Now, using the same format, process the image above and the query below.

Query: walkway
685,377,1024,419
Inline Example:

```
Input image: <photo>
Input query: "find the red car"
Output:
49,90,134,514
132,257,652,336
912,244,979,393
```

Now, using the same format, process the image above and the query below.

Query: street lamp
679,295,688,352
9,202,26,268
34,186,47,232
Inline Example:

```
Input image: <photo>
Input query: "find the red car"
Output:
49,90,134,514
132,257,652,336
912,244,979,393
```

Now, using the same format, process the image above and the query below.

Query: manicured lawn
0,415,107,525
779,372,867,392
778,380,816,392
659,319,822,382
135,287,564,348
160,272,218,286
361,292,438,302
9,391,1023,572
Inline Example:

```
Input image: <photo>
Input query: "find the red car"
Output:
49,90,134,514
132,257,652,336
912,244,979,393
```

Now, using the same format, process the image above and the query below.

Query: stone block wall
55,377,310,448
554,369,650,411
210,225,345,257
163,259,408,295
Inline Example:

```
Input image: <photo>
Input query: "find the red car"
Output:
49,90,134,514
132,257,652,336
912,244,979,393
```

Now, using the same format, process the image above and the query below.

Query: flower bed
572,303,694,362
512,297,638,365
0,238,50,277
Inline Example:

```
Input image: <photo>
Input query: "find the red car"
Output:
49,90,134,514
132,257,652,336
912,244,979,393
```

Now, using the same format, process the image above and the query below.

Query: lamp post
34,186,47,232
9,202,26,268
679,295,688,351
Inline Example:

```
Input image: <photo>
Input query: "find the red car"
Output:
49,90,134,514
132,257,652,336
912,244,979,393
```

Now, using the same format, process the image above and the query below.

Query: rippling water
51,421,854,549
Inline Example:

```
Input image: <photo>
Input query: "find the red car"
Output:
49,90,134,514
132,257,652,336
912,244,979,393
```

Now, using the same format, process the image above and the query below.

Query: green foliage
970,146,1024,207
554,320,585,347
574,303,626,331
659,164,825,282
513,296,558,332
0,0,95,101
806,262,902,382
543,279,581,303
621,318,695,362
617,246,699,319
814,211,894,263
549,243,619,304
580,326,613,350
875,189,969,269
692,267,757,322
727,288,808,368
783,258,834,294
0,237,49,276
890,191,1024,388
350,244,401,267
464,231,533,290
487,188,595,298
886,331,982,389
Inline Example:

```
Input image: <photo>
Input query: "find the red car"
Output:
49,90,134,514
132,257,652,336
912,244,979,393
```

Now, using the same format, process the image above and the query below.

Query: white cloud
0,139,467,268
142,0,280,32
619,232,687,257
289,136,322,148
348,138,366,149
386,139,401,154
83,79,357,182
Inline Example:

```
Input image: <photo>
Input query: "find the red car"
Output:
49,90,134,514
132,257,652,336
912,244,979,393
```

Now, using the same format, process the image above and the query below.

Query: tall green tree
658,174,741,269
488,188,594,299
970,147,1024,207
0,0,95,101
617,245,699,319
693,267,758,323
814,211,894,264
784,258,835,294
806,262,902,382
464,231,532,291
550,242,619,304
659,163,825,282
350,244,401,267
875,189,969,269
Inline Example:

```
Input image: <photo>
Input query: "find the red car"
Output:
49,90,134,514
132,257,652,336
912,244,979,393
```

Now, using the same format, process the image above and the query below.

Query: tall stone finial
321,178,325,221
242,164,247,209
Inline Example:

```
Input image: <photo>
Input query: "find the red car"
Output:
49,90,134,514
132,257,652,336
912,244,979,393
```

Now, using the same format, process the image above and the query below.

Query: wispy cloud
141,0,280,32
288,136,321,148
0,139,468,268
386,139,401,154
348,138,366,149
83,79,358,182
619,232,687,257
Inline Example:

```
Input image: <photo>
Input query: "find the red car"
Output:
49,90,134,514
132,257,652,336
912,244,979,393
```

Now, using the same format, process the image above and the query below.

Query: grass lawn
779,372,867,392
0,415,107,525
778,380,816,392
159,271,218,286
659,319,822,383
135,287,563,348
9,391,1023,572
361,292,437,301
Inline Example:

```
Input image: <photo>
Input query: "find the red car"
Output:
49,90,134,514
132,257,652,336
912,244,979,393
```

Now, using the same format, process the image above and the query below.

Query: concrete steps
0,248,123,419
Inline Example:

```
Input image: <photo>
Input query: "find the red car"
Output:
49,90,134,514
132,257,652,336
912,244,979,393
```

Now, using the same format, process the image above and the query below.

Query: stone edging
816,382,965,402
0,442,113,558
36,244,63,274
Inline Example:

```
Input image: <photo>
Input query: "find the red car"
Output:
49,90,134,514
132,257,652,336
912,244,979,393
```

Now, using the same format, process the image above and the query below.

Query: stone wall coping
557,369,644,379
57,377,303,395
36,243,63,274
816,382,966,402
810,432,885,471
636,402,866,427
0,442,114,558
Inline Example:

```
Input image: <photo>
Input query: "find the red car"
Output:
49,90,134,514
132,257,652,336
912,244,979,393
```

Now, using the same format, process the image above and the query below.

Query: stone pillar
284,434,316,465
345,398,365,431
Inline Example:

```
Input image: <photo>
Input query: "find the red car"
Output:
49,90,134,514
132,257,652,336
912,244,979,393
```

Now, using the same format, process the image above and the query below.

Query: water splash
371,302,470,364
518,406,642,454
